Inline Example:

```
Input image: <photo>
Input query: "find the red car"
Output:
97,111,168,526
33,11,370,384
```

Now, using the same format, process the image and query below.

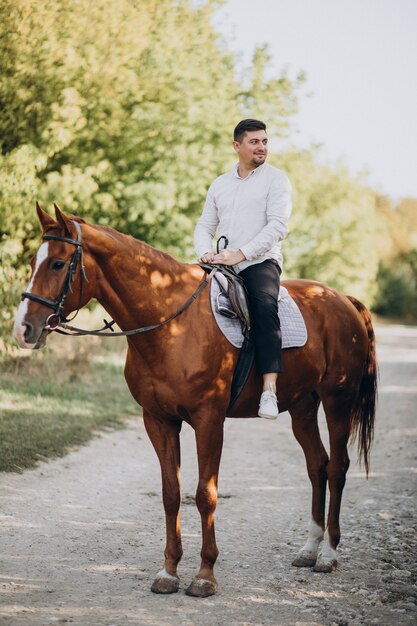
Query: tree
373,196,417,320
0,145,42,346
373,250,417,320
0,0,303,348
273,149,383,305
237,44,305,139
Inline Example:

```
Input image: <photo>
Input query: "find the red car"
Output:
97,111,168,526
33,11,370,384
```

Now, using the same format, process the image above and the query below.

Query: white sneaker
258,390,279,420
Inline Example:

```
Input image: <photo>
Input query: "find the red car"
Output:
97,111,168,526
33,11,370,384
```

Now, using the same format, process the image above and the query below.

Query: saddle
200,264,251,345
199,263,254,412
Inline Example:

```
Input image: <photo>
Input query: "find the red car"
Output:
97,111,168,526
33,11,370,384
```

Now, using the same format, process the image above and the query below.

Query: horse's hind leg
314,393,351,573
289,392,329,567
143,412,183,594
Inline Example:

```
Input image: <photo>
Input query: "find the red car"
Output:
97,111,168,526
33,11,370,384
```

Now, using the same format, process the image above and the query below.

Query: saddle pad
210,278,308,349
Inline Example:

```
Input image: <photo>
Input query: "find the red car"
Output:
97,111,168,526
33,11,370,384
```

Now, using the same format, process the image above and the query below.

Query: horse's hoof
151,570,180,594
313,558,337,573
292,553,317,567
185,577,217,597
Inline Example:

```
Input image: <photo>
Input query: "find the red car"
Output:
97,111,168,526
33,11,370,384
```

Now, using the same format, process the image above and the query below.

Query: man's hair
233,119,266,142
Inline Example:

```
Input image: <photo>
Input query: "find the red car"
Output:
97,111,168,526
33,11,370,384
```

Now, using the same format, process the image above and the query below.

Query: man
194,118,292,419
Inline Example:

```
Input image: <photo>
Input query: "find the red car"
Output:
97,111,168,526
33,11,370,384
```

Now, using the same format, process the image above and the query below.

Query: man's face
233,129,268,168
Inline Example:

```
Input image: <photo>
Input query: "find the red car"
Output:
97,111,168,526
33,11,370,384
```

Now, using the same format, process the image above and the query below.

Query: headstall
21,221,87,330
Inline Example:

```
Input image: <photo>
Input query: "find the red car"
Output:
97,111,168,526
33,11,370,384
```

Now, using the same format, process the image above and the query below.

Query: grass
0,333,140,472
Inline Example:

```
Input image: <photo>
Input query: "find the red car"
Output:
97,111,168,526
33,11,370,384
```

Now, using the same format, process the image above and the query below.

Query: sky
214,0,417,199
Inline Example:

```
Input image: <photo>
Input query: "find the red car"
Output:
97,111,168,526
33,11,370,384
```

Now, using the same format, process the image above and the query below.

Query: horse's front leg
186,416,225,598
143,412,183,594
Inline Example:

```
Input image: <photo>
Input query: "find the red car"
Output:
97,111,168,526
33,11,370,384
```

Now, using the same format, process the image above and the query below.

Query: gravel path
1,325,416,625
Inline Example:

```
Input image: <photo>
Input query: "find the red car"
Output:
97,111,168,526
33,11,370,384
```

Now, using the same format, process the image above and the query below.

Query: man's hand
199,249,246,266
199,251,216,263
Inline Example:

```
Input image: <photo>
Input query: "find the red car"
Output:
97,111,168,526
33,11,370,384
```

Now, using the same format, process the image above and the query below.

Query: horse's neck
89,227,201,329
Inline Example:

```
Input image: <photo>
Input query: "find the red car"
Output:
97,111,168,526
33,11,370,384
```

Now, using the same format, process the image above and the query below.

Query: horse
13,204,377,598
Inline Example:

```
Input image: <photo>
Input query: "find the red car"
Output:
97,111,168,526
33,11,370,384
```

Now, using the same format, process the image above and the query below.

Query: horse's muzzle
13,320,48,350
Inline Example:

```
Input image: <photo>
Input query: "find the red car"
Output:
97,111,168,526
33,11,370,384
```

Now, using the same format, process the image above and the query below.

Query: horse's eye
52,261,65,271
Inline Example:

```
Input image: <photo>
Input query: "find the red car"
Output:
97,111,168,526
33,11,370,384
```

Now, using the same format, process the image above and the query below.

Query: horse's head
13,203,94,349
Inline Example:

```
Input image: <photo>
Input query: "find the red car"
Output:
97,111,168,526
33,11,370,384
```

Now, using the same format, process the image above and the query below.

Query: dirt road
1,325,416,625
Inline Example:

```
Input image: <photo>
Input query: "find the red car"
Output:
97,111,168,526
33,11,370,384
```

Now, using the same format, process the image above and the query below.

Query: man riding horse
194,118,292,420
14,127,376,596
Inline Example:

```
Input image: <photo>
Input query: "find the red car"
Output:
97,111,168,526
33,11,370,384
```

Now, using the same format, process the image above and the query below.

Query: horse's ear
54,203,76,237
36,202,57,232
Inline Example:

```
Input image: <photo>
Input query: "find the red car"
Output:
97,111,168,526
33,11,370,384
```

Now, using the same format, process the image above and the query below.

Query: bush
373,250,417,321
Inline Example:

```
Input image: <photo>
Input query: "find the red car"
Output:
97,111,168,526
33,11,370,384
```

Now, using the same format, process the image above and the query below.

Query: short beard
251,155,266,167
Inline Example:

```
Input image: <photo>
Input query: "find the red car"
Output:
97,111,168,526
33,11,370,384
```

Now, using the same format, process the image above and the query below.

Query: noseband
21,221,87,329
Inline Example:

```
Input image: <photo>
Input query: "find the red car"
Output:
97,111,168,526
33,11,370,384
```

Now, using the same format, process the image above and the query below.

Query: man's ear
36,202,57,232
232,140,240,154
54,203,77,238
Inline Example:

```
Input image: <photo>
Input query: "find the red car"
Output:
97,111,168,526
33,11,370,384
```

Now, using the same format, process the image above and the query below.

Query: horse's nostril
23,322,33,342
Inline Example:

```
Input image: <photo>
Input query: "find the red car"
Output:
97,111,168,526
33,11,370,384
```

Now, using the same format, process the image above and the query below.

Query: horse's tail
347,295,378,477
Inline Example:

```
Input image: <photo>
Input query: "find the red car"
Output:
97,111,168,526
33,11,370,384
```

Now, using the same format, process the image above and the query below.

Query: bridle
21,221,87,331
21,221,216,337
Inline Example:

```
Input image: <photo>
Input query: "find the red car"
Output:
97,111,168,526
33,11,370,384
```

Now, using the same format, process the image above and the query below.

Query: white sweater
194,162,292,272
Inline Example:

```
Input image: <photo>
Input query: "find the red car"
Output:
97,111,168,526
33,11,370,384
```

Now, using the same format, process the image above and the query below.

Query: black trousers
239,259,283,375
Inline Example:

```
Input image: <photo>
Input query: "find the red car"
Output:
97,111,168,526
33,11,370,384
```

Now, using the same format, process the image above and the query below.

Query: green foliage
372,197,417,319
0,337,138,471
1,0,303,347
373,250,417,321
1,0,416,348
238,45,305,138
0,145,43,348
272,150,382,305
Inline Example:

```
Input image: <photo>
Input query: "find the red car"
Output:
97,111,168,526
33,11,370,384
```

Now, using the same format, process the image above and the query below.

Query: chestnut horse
14,205,377,597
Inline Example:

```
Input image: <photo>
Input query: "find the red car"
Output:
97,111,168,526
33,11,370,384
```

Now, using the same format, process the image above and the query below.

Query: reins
21,222,217,337
55,267,217,337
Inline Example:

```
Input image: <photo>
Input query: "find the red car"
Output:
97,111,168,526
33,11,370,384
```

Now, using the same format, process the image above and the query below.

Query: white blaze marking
13,243,49,348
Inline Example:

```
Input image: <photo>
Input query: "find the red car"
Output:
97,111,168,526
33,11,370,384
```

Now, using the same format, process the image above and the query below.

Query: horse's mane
91,223,187,271
42,213,190,272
